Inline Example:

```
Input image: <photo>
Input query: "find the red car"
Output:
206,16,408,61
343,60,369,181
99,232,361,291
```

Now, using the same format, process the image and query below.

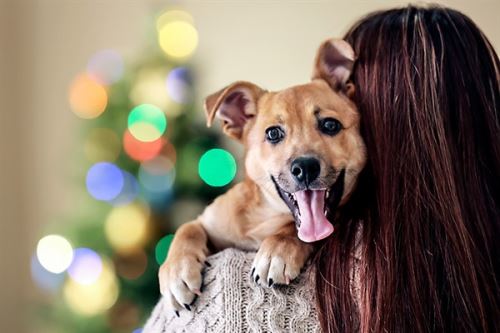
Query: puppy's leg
158,220,209,313
251,223,313,287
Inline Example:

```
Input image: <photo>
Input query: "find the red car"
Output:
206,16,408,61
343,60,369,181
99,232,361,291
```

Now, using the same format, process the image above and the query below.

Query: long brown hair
314,5,500,332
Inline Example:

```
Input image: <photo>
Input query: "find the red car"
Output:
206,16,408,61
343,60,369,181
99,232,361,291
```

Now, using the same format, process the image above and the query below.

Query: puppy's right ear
204,81,265,140
312,39,355,93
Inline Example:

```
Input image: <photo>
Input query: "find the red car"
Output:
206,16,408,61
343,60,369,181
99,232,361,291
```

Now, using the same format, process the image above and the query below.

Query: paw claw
174,310,180,317
251,236,312,288
158,255,205,313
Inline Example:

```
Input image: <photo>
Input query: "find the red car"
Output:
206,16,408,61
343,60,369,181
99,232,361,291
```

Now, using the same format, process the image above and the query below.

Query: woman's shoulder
143,248,320,333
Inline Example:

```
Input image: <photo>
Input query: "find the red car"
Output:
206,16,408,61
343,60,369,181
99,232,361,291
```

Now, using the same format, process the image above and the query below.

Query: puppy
158,39,366,314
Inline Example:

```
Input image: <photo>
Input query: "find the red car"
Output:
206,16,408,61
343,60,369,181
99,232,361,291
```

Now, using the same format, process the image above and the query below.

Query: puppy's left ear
204,81,265,140
312,39,355,95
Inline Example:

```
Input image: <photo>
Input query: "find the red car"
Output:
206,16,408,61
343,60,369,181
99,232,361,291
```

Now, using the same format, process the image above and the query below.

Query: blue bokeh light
138,157,175,193
86,162,124,201
166,67,191,104
68,248,103,285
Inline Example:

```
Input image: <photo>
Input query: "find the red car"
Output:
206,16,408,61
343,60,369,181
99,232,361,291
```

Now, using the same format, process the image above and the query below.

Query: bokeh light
105,203,150,254
63,259,119,316
31,254,65,292
86,162,124,201
109,171,139,206
36,235,74,274
68,248,103,285
128,104,167,142
143,188,174,212
138,156,175,193
158,20,198,59
69,73,108,119
87,49,124,85
114,250,148,280
155,234,174,265
166,67,191,104
130,68,173,110
83,128,121,163
198,148,237,187
123,130,164,162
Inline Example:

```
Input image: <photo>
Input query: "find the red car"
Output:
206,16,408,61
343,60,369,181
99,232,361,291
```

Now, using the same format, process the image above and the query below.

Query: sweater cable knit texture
143,248,321,333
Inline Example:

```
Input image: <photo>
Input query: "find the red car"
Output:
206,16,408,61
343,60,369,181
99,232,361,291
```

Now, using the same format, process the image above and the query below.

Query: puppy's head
205,39,366,242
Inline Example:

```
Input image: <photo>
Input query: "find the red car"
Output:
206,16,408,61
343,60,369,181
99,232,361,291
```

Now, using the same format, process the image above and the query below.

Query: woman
316,5,500,333
144,5,499,332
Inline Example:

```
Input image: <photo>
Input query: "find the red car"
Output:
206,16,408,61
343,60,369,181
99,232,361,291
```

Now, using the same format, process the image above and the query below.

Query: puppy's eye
265,126,285,144
319,118,342,136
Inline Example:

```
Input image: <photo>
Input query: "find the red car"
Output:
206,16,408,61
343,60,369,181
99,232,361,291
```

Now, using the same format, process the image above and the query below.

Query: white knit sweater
143,248,321,333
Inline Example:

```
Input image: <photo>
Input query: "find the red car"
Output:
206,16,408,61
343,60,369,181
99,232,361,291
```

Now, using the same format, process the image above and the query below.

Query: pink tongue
295,190,334,242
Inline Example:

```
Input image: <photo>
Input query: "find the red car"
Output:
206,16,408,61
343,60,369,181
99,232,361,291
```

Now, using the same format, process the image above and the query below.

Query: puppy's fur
159,39,366,313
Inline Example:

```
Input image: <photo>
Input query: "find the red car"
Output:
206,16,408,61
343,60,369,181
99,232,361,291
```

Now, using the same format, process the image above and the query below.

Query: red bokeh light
123,130,164,161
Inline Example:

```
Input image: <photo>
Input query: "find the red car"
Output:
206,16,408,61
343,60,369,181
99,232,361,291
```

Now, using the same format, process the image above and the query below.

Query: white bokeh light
36,235,74,274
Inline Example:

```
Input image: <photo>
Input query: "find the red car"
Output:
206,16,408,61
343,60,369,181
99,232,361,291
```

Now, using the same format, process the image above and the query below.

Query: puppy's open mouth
272,169,345,243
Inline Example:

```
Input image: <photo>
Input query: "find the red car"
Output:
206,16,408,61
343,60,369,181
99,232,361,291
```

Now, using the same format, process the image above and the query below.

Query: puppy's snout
290,157,321,187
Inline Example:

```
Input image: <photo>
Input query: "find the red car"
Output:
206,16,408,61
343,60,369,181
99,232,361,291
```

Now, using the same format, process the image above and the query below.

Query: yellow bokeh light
69,73,108,119
36,235,74,274
130,68,171,110
158,21,198,59
63,259,119,316
84,128,121,162
128,122,162,143
105,203,150,254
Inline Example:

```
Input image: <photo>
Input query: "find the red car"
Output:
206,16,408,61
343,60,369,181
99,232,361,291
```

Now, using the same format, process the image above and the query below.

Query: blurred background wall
0,0,498,332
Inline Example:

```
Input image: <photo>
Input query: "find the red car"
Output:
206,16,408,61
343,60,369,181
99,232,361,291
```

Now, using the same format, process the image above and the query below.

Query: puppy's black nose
290,157,321,186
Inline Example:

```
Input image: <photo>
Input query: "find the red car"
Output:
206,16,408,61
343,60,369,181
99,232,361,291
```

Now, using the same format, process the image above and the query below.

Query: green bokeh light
155,234,174,265
198,148,237,187
128,104,167,142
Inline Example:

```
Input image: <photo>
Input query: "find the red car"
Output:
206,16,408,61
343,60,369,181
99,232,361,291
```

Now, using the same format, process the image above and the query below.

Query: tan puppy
159,39,366,314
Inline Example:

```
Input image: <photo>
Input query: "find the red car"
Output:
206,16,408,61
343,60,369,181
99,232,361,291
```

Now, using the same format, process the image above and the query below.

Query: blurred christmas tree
30,8,237,333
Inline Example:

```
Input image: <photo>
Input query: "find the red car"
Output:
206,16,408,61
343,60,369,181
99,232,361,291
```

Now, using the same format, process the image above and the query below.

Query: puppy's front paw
158,255,205,315
251,236,313,288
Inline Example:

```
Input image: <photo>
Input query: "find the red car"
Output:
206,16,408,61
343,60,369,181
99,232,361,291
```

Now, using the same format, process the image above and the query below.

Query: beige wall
1,1,498,332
